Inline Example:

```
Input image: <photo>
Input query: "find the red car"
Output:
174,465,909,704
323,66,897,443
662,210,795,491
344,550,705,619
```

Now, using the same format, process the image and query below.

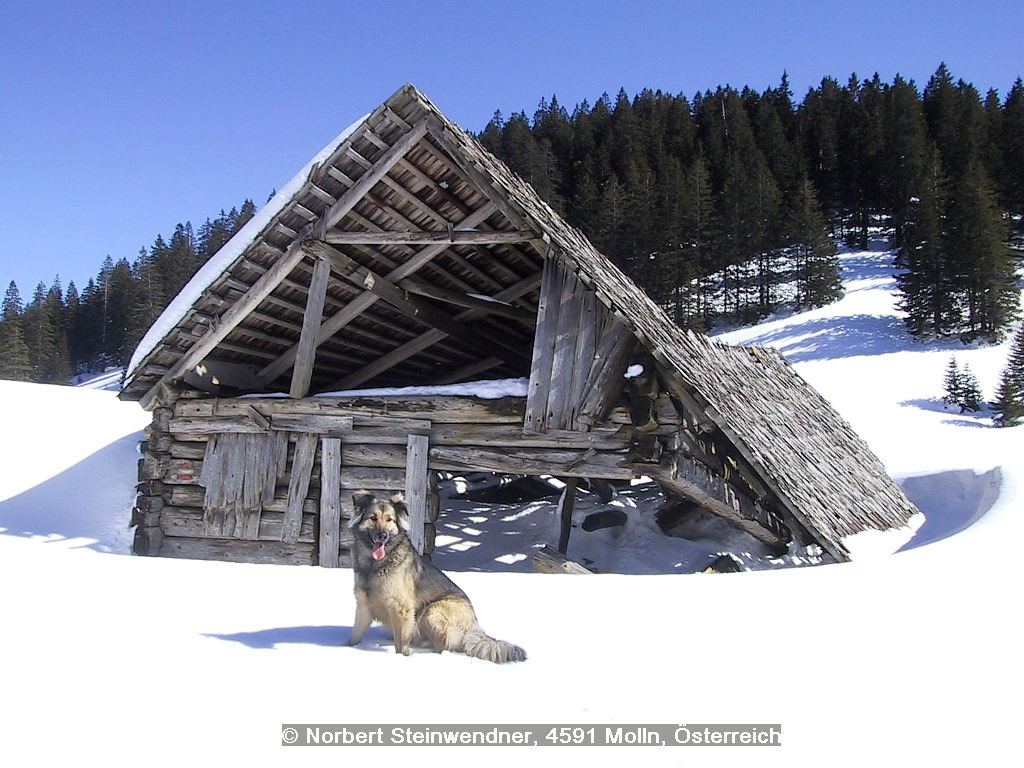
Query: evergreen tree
945,158,1018,342
942,355,964,407
0,281,31,381
993,325,1024,426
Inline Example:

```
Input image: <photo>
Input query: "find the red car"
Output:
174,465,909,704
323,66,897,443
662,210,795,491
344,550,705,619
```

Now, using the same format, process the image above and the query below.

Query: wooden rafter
254,202,500,387
305,241,530,369
327,271,541,391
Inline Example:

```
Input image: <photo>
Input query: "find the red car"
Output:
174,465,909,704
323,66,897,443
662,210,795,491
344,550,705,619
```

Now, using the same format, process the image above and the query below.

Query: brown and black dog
347,491,526,663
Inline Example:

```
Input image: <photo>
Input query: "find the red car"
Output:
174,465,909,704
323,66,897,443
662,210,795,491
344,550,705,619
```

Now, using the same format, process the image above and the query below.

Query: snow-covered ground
1,245,1021,765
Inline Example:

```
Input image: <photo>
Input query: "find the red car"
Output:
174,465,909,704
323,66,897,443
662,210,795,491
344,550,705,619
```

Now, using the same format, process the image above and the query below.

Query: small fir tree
942,356,964,408
942,355,983,413
993,326,1024,426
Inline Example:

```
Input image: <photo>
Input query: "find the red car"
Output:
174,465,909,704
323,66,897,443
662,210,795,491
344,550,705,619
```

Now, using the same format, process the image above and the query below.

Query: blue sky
2,0,1021,297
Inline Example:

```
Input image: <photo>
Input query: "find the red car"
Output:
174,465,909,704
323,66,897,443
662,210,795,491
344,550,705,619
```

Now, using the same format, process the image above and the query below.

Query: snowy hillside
1,245,1021,766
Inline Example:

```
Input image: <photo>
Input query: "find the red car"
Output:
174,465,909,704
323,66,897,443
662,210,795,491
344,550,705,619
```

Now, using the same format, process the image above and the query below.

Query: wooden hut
120,84,920,568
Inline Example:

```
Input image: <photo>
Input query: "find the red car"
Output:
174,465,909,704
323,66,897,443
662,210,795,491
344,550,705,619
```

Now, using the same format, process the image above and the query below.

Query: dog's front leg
349,589,372,646
390,605,415,656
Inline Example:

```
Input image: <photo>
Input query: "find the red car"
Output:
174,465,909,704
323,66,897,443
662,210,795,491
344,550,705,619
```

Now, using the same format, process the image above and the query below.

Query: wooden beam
288,254,332,398
399,280,536,322
306,241,529,368
557,477,578,554
648,456,789,550
139,244,309,409
254,202,499,387
524,252,563,433
323,230,533,246
404,433,430,555
327,271,541,390
319,437,343,567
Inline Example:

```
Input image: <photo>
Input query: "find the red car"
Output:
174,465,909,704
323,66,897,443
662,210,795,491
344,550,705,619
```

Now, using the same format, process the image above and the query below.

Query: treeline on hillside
2,64,1022,386
0,203,255,383
479,64,1023,340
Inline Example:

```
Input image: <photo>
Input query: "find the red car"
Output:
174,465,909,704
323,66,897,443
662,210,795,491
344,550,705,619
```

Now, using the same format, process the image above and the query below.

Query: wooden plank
575,315,636,427
323,230,534,245
319,437,343,567
566,291,600,430
524,252,563,433
289,254,332,398
399,280,536,321
533,544,594,574
156,536,318,566
404,433,430,555
283,433,318,544
557,478,578,554
239,432,265,540
546,268,586,429
264,429,289,501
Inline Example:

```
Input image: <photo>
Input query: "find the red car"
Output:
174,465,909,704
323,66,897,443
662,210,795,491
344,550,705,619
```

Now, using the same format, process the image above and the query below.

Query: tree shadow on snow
0,430,144,553
899,467,1002,550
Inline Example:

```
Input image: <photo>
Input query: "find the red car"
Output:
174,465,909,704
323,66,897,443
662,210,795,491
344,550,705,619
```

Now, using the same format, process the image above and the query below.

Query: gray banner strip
281,724,782,747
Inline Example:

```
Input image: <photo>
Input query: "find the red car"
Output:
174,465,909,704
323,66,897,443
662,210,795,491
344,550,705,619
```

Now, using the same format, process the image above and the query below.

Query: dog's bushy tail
463,627,527,664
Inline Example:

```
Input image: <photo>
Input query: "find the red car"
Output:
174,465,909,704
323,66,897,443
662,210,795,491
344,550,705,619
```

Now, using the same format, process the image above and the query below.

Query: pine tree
993,325,1024,426
942,355,964,407
960,364,983,412
0,281,31,381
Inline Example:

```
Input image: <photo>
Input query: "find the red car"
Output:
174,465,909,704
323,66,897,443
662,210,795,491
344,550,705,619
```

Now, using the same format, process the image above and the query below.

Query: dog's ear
350,490,375,526
390,493,411,531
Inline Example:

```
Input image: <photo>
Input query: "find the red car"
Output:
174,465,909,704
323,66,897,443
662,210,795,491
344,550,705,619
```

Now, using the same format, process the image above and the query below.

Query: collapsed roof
121,84,921,562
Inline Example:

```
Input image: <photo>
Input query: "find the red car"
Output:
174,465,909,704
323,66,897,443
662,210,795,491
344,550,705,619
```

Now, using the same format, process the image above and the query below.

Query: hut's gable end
122,88,550,408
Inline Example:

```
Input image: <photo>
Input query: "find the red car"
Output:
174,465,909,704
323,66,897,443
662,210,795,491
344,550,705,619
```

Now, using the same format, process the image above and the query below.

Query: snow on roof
124,113,370,381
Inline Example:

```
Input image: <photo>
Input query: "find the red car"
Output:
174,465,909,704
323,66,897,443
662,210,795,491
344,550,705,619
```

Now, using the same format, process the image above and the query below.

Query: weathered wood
138,242,310,410
404,433,430,555
575,315,636,427
319,437,343,567
329,271,541,390
556,478,578,554
532,544,594,574
289,254,332,398
157,536,320,566
308,240,528,368
323,229,534,245
283,433,318,544
648,456,789,549
546,268,586,430
176,394,529,425
524,252,563,432
157,506,328,544
399,280,536,321
255,202,500,387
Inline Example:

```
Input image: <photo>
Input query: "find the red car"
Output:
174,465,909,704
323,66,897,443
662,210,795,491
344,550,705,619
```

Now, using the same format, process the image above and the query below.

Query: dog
347,490,526,663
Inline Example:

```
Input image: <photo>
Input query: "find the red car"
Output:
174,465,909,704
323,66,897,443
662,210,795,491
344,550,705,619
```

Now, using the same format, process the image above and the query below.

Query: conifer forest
2,65,1022,385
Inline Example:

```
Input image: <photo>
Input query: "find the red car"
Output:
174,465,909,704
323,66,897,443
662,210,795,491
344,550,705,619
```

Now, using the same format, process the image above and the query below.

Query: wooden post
557,477,579,554
319,437,343,567
283,433,318,544
289,254,332,398
404,433,430,555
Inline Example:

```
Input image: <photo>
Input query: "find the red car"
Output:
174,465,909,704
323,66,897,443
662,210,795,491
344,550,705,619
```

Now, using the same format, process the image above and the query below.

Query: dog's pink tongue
372,543,387,561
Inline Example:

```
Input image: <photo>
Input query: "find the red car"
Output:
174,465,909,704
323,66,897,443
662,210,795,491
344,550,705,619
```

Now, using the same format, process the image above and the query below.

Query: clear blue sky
2,0,1021,297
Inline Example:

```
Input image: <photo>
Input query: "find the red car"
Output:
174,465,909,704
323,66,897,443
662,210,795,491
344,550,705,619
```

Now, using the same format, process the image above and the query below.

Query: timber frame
121,85,920,567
